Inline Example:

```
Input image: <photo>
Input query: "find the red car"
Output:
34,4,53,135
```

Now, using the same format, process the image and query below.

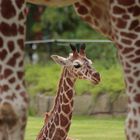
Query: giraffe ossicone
36,44,100,140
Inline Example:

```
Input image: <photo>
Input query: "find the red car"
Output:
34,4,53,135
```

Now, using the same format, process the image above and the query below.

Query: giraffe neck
74,0,112,39
37,68,76,140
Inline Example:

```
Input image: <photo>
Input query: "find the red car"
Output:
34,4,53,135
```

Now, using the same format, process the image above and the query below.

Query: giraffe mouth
92,79,100,85
91,76,100,85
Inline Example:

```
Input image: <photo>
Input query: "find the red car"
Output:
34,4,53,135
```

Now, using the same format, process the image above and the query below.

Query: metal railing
25,39,112,45
25,39,114,64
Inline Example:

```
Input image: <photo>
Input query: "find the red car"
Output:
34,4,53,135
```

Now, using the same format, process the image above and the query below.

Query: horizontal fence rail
25,39,115,64
25,39,113,45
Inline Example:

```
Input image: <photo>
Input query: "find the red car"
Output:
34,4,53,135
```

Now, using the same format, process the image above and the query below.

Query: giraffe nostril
94,72,100,81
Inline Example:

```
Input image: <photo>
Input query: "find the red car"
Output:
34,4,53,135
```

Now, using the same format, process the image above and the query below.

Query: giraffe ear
51,55,67,66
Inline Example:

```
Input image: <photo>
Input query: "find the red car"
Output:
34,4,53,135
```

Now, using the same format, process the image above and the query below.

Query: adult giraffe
0,0,139,140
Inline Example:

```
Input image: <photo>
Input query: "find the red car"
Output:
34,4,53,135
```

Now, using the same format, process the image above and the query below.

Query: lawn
25,116,125,140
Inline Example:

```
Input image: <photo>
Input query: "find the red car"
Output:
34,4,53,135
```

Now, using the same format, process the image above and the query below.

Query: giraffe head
51,43,100,85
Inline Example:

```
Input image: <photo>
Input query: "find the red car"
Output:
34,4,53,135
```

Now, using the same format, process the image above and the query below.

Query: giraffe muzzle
92,72,100,84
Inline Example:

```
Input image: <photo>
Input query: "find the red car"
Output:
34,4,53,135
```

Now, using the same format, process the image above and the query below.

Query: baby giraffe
36,43,100,140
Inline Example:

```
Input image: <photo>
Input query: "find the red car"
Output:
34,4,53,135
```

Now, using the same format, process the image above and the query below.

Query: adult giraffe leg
110,1,140,139
0,0,29,139
117,46,140,140
74,0,140,139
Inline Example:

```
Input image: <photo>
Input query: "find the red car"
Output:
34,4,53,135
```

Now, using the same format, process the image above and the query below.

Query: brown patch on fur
64,80,69,91
1,0,16,19
60,113,69,127
134,94,140,103
0,102,18,129
62,104,71,114
66,78,73,87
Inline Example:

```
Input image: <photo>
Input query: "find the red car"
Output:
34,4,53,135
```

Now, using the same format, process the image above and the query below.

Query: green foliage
84,43,117,68
25,62,125,97
26,4,107,40
26,4,118,68
41,6,107,39
25,63,60,96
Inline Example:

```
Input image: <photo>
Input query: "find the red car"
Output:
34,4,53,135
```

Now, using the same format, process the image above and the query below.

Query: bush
25,63,60,96
25,62,125,97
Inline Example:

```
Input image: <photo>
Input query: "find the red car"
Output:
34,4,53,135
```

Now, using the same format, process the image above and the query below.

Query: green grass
25,116,125,140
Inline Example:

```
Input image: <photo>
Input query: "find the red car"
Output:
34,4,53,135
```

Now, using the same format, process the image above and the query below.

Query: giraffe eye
74,63,81,68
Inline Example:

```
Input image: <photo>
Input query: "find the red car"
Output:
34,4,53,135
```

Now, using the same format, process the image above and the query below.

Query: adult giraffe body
0,0,140,140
